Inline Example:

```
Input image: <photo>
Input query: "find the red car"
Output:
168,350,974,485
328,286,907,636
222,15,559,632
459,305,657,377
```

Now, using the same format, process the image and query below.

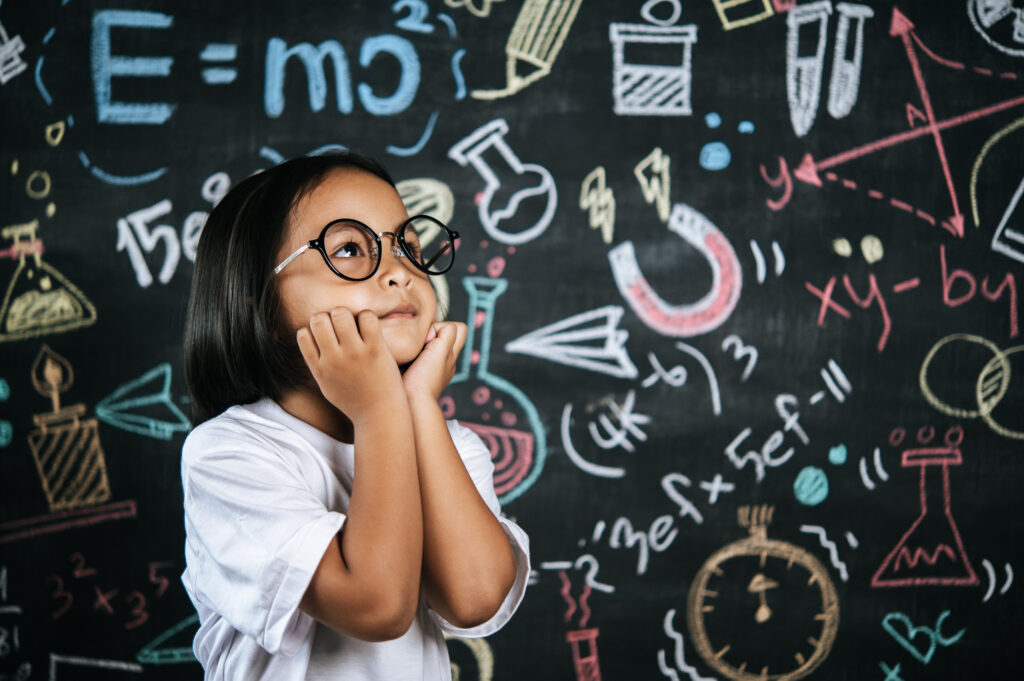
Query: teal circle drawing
705,111,722,128
0,421,11,447
828,444,847,465
794,466,829,505
699,142,731,170
0,378,9,401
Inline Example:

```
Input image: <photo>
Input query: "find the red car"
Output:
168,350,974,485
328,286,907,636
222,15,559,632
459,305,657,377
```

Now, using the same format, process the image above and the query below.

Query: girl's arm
403,323,517,628
296,308,424,641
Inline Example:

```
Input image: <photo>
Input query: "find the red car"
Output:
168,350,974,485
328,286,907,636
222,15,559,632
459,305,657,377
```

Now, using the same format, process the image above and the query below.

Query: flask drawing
0,220,96,342
448,119,557,246
27,345,111,512
442,276,546,504
871,427,979,587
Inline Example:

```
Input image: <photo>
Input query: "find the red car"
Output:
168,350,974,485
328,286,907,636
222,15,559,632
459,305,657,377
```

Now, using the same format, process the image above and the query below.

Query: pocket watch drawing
686,505,839,681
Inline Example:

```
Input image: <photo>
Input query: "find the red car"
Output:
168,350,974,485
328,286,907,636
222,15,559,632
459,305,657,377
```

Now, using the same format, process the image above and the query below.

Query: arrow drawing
505,306,639,379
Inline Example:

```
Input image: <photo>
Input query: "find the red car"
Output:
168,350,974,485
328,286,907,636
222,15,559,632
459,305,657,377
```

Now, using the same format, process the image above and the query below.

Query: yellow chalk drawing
687,505,839,681
397,178,455,321
471,0,584,100
635,148,671,223
28,345,112,512
580,166,616,244
444,633,494,681
711,0,775,31
860,235,884,264
445,0,505,19
969,116,1024,228
0,221,97,342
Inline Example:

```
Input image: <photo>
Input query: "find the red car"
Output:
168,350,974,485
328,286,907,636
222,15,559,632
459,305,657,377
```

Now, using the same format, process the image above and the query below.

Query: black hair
183,150,395,426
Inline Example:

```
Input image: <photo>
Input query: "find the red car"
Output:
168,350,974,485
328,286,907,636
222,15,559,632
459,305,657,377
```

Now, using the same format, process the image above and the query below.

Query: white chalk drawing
787,0,832,138
610,23,697,116
827,3,874,120
448,119,557,245
505,306,638,379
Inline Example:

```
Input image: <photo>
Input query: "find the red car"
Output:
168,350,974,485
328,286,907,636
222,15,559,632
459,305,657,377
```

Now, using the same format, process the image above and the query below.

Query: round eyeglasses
273,215,459,281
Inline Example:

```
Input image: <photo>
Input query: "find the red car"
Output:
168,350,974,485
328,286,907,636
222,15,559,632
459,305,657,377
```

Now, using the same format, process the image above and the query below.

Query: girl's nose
376,234,413,287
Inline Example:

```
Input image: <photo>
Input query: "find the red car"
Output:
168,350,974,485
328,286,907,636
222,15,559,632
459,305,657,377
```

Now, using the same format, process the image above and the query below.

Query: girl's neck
276,385,355,444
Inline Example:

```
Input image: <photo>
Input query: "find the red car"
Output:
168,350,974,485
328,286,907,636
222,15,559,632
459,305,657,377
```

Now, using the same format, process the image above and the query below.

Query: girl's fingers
310,310,342,348
328,307,359,347
355,310,384,347
296,327,320,367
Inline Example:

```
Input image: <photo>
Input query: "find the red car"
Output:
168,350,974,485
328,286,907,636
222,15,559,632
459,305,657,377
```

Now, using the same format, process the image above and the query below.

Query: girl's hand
296,307,406,419
402,322,467,402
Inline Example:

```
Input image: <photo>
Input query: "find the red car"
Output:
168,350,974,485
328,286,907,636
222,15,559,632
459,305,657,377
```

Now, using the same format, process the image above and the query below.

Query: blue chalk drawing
794,465,829,505
738,120,755,133
704,111,721,128
358,35,420,115
699,141,731,171
79,151,167,186
137,613,199,665
828,443,847,465
0,378,9,401
881,611,966,665
451,48,467,100
95,364,190,440
387,110,439,156
91,10,176,125
34,57,52,105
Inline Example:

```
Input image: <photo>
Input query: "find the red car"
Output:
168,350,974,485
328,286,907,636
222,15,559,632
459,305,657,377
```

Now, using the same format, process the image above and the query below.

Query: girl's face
274,168,438,366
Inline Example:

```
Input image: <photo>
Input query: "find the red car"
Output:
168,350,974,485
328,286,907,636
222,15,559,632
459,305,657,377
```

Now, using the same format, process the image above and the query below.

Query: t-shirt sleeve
181,423,345,656
427,420,531,639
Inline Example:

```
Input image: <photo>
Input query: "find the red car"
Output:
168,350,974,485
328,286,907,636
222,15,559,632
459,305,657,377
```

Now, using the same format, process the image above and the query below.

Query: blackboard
1,1,1022,679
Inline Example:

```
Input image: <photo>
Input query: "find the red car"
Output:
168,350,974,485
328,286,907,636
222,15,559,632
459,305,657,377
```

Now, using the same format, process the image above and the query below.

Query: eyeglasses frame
273,214,459,281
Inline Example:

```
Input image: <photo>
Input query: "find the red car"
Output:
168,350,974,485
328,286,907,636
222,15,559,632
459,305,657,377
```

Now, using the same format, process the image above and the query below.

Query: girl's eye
331,241,366,258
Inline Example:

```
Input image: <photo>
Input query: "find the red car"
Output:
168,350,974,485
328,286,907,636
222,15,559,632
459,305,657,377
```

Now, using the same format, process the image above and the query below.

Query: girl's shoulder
182,398,303,466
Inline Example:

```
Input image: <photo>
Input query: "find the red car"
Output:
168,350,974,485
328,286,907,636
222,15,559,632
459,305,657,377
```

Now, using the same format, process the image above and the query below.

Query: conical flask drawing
871,427,979,587
0,220,96,342
448,119,557,246
442,276,546,504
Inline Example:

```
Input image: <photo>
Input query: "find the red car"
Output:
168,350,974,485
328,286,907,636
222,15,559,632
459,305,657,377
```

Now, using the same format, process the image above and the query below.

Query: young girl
181,151,530,680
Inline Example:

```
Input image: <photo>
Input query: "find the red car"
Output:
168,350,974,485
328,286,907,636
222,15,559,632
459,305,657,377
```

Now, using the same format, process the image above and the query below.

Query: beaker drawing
27,345,112,512
0,220,97,342
871,427,979,587
442,276,546,504
609,23,697,116
448,119,557,246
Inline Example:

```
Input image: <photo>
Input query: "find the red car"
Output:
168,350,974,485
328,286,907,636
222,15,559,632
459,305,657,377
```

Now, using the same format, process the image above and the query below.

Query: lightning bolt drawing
580,166,616,244
635,147,672,223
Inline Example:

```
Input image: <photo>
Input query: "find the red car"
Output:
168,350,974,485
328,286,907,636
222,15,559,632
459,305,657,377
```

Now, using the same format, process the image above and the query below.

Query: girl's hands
296,307,406,420
401,322,467,402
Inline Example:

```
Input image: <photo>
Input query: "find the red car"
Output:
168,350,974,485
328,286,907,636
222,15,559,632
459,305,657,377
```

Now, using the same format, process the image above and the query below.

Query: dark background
1,1,1022,679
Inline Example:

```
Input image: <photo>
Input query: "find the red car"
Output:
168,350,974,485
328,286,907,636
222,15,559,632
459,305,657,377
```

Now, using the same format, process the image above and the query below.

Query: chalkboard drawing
786,1,832,138
0,221,97,342
442,277,546,504
470,0,583,100
871,427,980,587
609,23,697,116
95,364,190,440
136,613,199,665
566,628,602,681
448,119,557,246
27,345,112,512
444,633,494,681
635,147,671,222
687,504,839,681
991,174,1024,264
505,306,638,379
826,3,875,120
0,19,28,84
445,0,505,20
968,0,1024,58
710,0,774,31
609,203,742,337
398,177,456,319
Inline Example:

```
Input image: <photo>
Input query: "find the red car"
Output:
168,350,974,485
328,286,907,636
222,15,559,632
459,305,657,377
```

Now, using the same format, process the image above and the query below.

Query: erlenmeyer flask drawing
0,220,96,342
27,345,112,512
786,0,832,138
871,426,979,587
448,119,557,246
442,276,546,504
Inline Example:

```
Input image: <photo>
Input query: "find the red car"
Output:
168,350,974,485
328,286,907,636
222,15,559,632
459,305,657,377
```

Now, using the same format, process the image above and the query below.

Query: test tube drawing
27,345,112,512
566,628,602,681
448,119,557,246
609,23,697,117
826,3,874,120
786,0,832,138
0,221,97,342
871,427,979,587
471,0,584,100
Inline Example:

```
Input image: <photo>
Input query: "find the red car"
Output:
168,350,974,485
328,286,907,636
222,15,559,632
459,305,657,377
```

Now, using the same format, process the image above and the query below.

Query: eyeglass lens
321,217,455,280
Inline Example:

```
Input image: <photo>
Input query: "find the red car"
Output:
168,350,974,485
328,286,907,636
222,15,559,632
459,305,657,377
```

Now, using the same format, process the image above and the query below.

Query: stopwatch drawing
686,505,839,681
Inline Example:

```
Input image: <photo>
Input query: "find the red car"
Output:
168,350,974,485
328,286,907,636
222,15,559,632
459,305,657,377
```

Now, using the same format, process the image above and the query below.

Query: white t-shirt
180,397,530,681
